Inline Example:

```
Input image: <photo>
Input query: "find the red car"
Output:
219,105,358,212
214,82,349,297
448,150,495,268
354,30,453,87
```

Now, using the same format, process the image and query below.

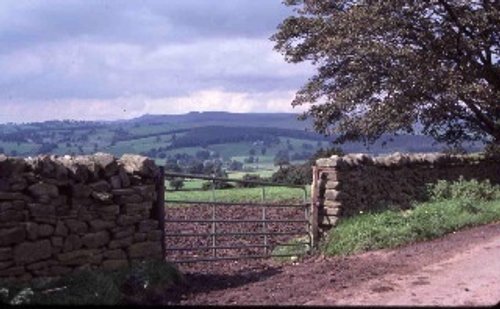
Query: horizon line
0,110,304,125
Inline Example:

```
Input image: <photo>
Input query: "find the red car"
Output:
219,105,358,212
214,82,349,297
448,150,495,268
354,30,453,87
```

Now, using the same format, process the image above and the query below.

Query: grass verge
323,198,500,256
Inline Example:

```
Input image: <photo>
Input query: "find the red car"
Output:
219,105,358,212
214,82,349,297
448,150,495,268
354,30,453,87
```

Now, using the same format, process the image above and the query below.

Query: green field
165,184,310,203
107,135,172,155
126,123,176,136
165,139,312,168
165,166,310,203
167,179,204,190
0,142,39,154
227,170,276,178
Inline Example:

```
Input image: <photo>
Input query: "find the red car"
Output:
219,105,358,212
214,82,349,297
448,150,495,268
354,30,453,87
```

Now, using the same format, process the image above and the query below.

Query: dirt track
162,222,500,306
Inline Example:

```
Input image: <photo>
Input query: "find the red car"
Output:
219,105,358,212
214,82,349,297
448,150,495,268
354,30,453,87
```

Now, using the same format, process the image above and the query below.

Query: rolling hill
0,112,482,170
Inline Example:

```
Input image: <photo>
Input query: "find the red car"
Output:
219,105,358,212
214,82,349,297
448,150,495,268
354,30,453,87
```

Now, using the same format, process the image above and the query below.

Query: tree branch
423,94,492,136
459,96,498,136
438,0,500,89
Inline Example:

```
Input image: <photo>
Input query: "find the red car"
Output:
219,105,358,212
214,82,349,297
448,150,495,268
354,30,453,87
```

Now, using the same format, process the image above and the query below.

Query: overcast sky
0,0,314,123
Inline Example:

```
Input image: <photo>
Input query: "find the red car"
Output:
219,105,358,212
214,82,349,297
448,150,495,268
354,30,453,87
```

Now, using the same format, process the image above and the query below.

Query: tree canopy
272,0,500,146
274,150,291,169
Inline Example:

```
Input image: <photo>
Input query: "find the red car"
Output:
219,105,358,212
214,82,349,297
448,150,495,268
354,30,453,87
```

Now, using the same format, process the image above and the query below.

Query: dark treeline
169,126,329,149
112,128,190,142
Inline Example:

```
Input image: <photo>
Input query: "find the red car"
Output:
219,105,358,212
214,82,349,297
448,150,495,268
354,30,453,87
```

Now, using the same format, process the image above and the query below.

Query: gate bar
261,186,268,256
164,231,305,237
169,253,304,264
211,179,216,257
165,242,310,251
164,219,308,223
165,200,308,208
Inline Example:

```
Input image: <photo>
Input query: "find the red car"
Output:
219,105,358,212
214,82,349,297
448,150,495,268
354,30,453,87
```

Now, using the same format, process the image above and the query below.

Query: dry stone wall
315,152,500,231
0,153,164,281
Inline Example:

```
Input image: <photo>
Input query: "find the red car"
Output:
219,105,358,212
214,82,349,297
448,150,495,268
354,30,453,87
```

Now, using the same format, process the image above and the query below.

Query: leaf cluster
272,0,500,146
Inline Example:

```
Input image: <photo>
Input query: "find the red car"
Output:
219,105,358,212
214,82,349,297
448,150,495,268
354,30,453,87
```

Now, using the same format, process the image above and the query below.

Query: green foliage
168,178,184,191
0,260,184,306
201,160,225,176
273,150,290,168
201,180,235,191
428,177,500,202
236,174,264,188
484,142,500,158
323,210,414,255
270,147,345,185
307,147,345,166
229,160,244,171
272,1,500,146
324,184,500,256
271,164,310,185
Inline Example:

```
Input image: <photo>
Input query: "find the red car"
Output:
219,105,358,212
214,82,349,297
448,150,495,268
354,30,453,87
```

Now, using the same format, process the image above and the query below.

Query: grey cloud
0,0,310,122
152,0,292,39
0,37,312,100
0,0,292,52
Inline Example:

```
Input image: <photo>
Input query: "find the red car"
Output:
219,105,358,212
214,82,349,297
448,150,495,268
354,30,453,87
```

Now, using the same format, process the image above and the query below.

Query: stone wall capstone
315,152,500,232
0,153,164,281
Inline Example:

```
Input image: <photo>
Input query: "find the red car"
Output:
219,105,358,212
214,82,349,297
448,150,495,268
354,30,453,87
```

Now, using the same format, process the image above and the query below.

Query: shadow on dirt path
161,222,500,306
162,265,283,304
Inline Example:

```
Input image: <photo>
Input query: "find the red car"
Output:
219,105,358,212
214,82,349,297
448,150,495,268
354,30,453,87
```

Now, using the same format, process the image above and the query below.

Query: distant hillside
0,112,483,166
129,112,313,130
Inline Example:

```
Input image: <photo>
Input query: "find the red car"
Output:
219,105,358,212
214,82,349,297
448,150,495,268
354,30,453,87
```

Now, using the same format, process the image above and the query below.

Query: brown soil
164,203,308,268
159,221,500,306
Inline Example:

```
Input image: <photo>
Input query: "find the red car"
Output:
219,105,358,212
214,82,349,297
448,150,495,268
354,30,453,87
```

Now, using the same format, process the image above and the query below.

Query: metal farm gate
162,170,313,263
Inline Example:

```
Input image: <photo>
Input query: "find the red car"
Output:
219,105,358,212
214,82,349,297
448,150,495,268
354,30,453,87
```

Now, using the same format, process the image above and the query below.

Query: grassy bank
323,178,500,256
0,260,184,305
